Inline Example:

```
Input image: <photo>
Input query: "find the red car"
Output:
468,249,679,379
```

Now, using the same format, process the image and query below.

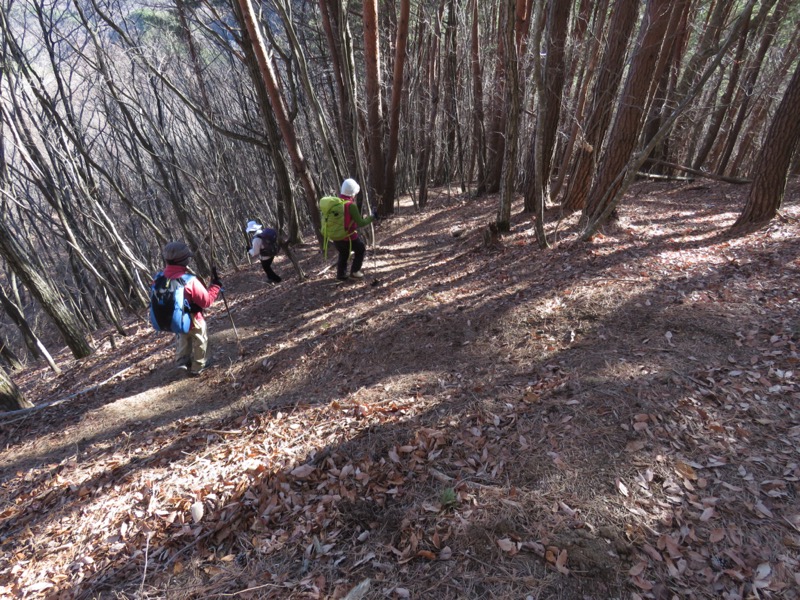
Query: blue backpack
149,272,194,334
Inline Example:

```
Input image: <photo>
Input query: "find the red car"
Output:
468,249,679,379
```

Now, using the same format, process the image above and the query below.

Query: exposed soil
1,180,799,599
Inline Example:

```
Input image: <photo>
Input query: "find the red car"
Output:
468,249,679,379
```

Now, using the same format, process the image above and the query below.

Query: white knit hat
340,178,360,197
246,220,262,233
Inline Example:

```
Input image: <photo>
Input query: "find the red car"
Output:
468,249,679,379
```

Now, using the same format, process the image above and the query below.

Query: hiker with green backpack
319,178,375,282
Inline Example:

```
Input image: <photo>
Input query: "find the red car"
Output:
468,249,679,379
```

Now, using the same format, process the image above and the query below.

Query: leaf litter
1,180,799,599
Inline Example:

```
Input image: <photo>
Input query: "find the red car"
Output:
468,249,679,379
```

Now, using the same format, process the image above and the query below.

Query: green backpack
319,196,352,257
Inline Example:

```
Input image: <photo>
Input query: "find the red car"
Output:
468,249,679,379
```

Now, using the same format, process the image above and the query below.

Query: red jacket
162,265,221,327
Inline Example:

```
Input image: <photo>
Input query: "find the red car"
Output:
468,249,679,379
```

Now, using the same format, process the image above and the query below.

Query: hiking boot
188,360,212,377
350,271,364,279
176,363,189,372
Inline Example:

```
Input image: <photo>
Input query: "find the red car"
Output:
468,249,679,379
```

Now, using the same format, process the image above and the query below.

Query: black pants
260,256,281,282
334,238,365,279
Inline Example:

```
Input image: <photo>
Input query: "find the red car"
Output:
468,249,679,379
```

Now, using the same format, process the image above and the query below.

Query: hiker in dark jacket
159,241,221,376
331,178,374,281
246,220,282,283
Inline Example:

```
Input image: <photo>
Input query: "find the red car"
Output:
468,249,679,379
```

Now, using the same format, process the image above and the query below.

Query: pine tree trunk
523,0,570,213
469,0,487,195
550,0,607,202
732,58,800,230
716,0,786,175
383,0,411,213
417,0,445,209
435,0,458,188
497,0,520,233
363,0,387,207
582,0,678,228
484,4,508,194
561,0,640,213
690,19,749,170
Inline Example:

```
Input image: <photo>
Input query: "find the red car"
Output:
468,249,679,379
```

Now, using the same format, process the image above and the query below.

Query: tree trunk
469,0,487,195
732,58,800,230
320,0,358,177
561,0,640,213
484,4,508,194
640,0,690,174
716,0,785,175
550,0,607,202
0,367,32,412
363,0,387,209
690,16,750,170
273,0,343,182
236,0,321,239
417,0,445,209
434,0,458,189
523,0,570,214
233,1,302,244
0,219,93,359
383,0,411,213
0,285,60,373
497,0,521,233
0,341,23,372
582,0,680,228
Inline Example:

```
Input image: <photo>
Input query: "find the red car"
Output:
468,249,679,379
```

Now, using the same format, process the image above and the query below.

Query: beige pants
175,318,208,373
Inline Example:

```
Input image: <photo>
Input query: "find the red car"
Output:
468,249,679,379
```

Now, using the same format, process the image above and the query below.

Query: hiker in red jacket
160,241,221,376
331,178,374,282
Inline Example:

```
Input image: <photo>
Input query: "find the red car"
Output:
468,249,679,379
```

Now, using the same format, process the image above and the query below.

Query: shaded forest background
0,2,799,410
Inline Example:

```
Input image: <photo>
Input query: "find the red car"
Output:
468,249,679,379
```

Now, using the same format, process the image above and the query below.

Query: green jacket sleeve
348,202,374,227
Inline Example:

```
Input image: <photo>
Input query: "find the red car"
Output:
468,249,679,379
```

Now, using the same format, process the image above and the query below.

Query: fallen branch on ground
0,366,134,422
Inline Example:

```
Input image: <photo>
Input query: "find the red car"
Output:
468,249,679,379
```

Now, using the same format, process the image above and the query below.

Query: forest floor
1,179,800,600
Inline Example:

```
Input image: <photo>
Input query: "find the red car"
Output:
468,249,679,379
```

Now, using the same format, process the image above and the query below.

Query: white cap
340,178,360,197
246,220,262,233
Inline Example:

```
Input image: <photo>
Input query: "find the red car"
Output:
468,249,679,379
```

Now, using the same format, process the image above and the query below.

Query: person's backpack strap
343,199,353,234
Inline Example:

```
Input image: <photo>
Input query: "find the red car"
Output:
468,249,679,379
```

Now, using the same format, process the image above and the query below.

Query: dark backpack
255,228,279,257
149,272,194,334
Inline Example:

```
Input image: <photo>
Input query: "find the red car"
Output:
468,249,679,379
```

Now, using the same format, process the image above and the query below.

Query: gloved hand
371,208,379,220
210,267,223,289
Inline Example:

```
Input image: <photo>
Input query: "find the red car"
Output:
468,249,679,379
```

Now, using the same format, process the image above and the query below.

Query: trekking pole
367,200,380,285
370,221,378,272
208,220,240,345
213,265,240,343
